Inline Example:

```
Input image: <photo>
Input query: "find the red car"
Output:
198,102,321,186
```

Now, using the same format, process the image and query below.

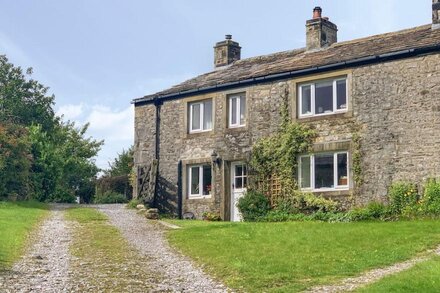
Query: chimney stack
306,7,338,51
214,35,241,68
433,0,440,29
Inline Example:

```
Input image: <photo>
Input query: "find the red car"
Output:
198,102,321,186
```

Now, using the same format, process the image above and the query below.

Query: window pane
301,85,312,115
203,100,212,130
315,81,333,114
314,154,334,189
191,104,201,130
235,177,243,189
236,165,243,177
202,165,212,195
190,167,200,195
337,80,347,110
231,97,237,125
337,153,348,186
300,156,311,188
240,96,246,125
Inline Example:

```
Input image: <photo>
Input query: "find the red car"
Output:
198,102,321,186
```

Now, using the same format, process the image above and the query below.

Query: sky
0,0,432,170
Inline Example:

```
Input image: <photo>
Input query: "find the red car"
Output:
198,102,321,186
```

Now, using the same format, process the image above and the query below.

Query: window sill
296,111,352,122
187,195,212,200
301,188,351,197
189,129,212,134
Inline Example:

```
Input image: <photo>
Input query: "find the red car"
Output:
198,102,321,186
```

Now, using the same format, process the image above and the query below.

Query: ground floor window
299,152,348,191
188,164,212,198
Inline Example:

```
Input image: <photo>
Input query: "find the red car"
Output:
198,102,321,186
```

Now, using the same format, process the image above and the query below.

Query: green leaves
0,54,103,202
250,122,316,196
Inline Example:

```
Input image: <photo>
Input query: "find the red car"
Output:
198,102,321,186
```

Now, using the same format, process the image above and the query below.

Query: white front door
231,162,247,222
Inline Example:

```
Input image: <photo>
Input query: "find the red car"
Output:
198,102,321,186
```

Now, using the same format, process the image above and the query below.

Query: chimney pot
225,34,232,40
313,7,322,19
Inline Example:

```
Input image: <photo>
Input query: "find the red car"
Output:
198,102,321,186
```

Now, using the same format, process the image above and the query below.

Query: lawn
0,201,48,271
166,220,440,292
357,256,440,292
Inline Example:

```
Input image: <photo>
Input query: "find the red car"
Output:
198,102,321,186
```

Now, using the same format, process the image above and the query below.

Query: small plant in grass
202,211,222,221
126,198,142,209
388,182,419,214
237,190,271,221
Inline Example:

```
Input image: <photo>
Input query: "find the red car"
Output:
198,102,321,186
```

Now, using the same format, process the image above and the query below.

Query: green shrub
237,190,271,222
422,179,440,214
388,182,419,213
202,212,222,221
298,192,340,213
94,191,128,204
346,202,389,221
127,198,142,209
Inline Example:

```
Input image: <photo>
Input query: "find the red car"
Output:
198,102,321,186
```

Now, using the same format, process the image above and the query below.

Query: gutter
133,44,440,106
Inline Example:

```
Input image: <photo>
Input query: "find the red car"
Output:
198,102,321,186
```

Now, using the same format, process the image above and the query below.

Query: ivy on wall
249,86,316,198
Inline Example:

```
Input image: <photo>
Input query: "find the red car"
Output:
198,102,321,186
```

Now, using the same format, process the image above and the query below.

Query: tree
29,122,103,202
0,54,103,202
0,123,32,199
0,55,56,131
104,146,134,177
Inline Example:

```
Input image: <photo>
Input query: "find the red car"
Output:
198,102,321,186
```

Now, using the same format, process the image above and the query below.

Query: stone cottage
133,2,440,221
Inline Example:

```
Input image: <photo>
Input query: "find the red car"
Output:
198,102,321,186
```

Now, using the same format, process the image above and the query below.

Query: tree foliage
0,55,55,131
0,123,31,199
104,146,133,177
0,54,103,202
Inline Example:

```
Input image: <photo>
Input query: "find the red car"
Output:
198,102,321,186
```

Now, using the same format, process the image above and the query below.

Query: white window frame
228,94,246,128
298,77,348,118
189,99,212,133
188,164,212,199
299,152,349,192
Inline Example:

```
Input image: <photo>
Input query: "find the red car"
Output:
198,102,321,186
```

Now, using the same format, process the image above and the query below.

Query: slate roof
134,25,440,104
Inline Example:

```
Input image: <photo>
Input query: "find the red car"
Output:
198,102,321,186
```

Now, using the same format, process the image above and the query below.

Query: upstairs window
189,99,213,133
299,152,349,191
228,94,246,128
299,77,347,118
188,164,212,198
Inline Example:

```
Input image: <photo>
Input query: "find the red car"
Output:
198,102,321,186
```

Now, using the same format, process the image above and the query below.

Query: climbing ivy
249,87,316,197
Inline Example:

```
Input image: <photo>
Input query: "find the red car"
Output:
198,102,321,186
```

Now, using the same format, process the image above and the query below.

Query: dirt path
0,205,71,293
94,204,229,293
305,246,440,293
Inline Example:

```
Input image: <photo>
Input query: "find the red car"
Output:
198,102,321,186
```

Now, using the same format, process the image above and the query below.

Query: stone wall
353,53,440,205
134,52,440,218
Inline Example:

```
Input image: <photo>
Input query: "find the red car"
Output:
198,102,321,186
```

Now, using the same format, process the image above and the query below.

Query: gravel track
94,204,229,293
0,205,71,293
305,246,440,293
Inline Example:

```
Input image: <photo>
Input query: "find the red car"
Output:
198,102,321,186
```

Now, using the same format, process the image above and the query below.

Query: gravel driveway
0,205,71,293
0,204,228,292
94,204,229,292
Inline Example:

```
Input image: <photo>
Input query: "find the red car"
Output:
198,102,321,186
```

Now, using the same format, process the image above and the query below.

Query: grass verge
0,201,48,271
357,256,440,292
65,207,157,291
167,220,440,292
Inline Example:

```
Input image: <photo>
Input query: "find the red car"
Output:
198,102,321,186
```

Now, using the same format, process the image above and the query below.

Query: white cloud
86,105,134,140
56,103,84,120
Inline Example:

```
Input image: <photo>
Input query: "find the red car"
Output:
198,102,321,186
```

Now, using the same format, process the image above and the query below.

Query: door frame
230,161,247,222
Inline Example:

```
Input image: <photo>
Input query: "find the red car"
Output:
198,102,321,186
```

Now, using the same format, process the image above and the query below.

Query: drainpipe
153,98,162,208
177,160,183,219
